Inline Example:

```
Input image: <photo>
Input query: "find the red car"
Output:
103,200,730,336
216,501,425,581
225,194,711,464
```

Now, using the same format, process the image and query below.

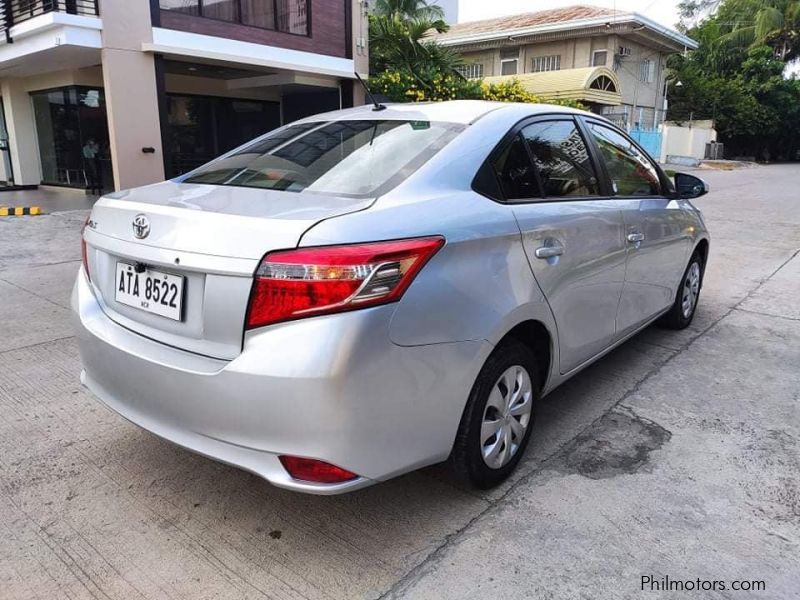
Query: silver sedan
73,100,710,494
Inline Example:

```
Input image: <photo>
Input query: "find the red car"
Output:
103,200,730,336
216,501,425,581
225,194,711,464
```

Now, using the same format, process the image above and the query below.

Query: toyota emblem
132,214,150,239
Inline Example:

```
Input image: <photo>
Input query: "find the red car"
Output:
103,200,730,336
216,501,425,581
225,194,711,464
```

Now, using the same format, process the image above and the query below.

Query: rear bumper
72,268,490,494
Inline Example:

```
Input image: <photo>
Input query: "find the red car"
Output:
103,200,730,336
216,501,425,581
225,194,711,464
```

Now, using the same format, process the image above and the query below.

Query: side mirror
674,172,709,199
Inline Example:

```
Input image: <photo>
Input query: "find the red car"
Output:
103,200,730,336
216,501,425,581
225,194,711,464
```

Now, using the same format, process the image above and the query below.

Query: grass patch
664,169,677,177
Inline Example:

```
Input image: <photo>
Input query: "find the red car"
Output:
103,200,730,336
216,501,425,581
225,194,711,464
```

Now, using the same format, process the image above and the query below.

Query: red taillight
81,216,91,282
279,456,358,484
246,236,444,329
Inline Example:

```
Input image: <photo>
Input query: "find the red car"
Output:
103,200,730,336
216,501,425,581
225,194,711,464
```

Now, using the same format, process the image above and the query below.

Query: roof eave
435,13,698,52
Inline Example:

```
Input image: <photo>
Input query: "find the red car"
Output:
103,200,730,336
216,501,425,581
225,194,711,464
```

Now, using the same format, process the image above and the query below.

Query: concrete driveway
1,165,798,599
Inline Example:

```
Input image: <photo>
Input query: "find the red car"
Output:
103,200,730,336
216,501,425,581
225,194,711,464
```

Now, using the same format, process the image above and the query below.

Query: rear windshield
181,119,465,197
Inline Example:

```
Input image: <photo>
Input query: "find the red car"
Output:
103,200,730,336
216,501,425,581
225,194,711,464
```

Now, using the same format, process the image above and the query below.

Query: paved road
0,165,798,599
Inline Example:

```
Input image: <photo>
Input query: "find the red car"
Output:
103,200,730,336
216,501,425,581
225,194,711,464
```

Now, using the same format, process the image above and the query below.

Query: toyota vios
73,101,710,494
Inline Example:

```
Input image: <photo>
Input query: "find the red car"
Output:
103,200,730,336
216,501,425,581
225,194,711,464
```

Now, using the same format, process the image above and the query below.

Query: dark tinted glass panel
183,120,464,197
521,120,598,197
588,123,662,196
160,0,308,33
492,135,540,200
165,95,281,178
276,0,308,34
241,0,275,29
160,0,200,15
31,86,112,192
202,0,238,21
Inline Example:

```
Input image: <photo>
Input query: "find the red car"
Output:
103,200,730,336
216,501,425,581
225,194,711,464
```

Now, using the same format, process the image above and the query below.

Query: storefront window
165,94,280,178
31,86,112,192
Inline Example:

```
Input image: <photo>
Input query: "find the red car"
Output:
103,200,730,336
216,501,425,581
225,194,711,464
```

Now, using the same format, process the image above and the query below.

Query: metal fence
1,0,98,43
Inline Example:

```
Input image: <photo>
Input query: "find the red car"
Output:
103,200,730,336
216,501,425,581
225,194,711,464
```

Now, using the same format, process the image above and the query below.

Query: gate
629,126,663,161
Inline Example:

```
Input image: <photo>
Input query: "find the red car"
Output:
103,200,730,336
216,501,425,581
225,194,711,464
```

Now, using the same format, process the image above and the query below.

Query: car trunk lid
83,181,373,360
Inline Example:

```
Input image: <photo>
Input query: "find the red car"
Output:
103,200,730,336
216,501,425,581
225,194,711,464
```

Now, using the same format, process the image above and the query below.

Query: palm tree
369,0,461,81
717,0,800,61
369,13,461,80
373,0,446,22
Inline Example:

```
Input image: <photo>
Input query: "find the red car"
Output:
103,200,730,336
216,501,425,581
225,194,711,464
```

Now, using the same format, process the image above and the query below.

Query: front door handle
535,245,564,259
627,232,645,243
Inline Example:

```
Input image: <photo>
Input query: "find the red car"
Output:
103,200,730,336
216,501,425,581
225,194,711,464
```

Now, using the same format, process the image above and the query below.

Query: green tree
667,42,800,159
716,0,800,61
369,12,460,77
372,0,445,21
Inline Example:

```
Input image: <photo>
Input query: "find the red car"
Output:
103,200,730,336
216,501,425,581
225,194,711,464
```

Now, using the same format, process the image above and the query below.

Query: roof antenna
355,72,387,111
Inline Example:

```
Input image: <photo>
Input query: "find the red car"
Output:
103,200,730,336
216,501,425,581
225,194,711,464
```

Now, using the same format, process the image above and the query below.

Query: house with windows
0,0,368,192
431,5,697,129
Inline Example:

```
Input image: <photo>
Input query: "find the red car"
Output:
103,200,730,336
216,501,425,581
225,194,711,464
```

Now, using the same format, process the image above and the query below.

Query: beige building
431,5,697,129
0,0,368,192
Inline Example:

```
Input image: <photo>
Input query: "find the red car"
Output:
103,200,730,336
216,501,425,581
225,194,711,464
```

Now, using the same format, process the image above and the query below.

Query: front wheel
659,252,703,330
451,340,539,489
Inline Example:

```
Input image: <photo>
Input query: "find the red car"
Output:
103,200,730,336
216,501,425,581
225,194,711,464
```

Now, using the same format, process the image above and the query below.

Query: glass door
30,86,112,192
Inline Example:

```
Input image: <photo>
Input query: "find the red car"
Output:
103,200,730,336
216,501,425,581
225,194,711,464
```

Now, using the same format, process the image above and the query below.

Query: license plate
115,262,184,321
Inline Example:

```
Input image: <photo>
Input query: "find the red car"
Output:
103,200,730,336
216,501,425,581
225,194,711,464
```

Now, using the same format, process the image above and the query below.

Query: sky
443,0,682,29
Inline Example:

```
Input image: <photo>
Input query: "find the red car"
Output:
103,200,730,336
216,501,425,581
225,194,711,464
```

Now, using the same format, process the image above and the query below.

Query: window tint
521,121,599,197
491,135,540,200
587,123,662,196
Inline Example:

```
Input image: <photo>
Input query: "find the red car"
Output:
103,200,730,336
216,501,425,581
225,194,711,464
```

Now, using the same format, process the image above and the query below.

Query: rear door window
586,122,663,196
490,134,541,200
520,120,599,197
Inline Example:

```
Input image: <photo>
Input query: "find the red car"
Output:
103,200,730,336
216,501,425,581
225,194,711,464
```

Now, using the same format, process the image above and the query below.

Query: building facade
432,5,696,129
0,0,369,192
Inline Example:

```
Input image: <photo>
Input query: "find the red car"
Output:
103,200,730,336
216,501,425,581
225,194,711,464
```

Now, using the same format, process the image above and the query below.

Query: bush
370,70,584,109
371,69,482,102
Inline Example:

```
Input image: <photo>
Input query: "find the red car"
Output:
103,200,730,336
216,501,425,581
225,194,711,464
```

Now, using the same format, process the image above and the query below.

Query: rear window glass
182,120,465,197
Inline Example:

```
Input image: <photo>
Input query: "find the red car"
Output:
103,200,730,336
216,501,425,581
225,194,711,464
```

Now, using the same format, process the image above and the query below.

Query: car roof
294,100,589,126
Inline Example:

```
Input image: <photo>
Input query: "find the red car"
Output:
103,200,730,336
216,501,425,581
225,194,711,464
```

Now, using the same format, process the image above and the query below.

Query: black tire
659,251,704,330
451,339,540,489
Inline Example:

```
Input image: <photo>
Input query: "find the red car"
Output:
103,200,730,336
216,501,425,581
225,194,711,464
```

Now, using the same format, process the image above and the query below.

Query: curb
0,206,43,216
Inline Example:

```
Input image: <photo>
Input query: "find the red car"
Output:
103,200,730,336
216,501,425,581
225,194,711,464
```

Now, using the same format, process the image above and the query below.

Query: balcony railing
1,0,99,43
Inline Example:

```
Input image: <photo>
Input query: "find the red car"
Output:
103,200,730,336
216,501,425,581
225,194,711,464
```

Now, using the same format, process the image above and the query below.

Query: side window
491,134,541,200
587,123,662,196
520,120,599,197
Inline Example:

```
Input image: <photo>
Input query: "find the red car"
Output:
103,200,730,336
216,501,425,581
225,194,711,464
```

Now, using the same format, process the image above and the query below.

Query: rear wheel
659,252,703,330
451,340,539,489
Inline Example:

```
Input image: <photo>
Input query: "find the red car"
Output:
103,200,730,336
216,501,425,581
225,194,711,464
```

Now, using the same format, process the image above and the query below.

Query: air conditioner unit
618,46,632,57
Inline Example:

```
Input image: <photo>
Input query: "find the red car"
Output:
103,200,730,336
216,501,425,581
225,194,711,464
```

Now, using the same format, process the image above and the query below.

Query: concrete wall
659,120,717,162
98,0,165,191
1,79,41,185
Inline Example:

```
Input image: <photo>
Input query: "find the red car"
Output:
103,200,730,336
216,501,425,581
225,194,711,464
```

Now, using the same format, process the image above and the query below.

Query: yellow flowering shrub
370,70,583,109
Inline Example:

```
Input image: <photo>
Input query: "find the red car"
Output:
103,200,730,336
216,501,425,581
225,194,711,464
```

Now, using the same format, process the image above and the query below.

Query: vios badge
132,214,150,239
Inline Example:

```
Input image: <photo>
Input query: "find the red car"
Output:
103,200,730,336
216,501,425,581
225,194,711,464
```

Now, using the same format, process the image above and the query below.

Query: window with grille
456,64,484,79
639,59,655,82
500,48,519,76
531,55,561,72
592,50,608,67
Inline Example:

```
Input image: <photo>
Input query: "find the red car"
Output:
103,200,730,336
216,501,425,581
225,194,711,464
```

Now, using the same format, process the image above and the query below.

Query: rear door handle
627,232,645,243
535,245,564,259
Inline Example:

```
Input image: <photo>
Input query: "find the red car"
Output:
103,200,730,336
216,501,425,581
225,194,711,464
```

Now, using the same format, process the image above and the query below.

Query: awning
484,66,622,106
